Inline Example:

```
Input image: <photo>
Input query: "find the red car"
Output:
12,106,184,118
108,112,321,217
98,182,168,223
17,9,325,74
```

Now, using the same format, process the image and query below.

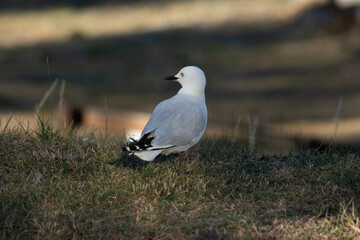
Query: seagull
123,66,207,164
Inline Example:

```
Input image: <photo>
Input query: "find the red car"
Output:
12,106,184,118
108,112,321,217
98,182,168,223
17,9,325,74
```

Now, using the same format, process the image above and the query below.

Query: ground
1,121,360,239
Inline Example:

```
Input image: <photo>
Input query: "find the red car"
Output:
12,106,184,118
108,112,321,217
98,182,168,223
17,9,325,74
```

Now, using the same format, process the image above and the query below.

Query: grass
1,119,360,239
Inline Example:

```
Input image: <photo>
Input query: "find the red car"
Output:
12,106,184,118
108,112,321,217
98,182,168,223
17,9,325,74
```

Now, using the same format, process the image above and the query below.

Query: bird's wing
141,95,207,148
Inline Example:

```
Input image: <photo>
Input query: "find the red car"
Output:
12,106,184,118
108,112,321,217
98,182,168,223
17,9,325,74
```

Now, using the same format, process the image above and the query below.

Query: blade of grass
35,79,59,116
58,79,66,130
47,56,52,86
333,95,343,141
2,113,13,134
105,96,109,138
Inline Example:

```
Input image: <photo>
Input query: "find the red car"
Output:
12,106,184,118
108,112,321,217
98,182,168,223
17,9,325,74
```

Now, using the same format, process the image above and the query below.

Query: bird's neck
178,85,205,98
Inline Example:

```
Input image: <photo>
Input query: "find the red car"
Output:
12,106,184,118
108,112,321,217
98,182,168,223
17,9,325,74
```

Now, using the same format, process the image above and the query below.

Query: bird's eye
181,73,184,77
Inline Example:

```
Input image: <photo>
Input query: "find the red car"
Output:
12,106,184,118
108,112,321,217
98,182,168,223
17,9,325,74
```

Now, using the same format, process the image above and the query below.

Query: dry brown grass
1,119,360,239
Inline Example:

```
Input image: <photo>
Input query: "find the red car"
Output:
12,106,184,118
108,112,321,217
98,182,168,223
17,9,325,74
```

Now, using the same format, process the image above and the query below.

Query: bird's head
164,66,206,97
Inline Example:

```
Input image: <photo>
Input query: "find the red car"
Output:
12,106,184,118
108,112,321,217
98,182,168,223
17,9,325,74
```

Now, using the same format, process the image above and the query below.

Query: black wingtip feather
123,130,156,153
122,146,130,152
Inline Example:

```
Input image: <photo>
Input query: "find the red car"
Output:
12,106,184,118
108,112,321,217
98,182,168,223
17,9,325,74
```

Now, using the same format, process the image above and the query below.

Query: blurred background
0,0,360,153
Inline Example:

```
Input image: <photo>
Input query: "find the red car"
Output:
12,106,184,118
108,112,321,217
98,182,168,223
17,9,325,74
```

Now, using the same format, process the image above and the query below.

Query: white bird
123,66,207,163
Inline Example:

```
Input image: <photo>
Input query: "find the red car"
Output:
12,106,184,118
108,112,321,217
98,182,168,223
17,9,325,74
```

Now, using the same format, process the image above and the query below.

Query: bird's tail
122,131,165,161
122,130,175,161
122,130,155,154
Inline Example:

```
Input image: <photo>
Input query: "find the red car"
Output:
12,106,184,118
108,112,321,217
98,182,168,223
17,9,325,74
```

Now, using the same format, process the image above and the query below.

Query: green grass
1,120,360,239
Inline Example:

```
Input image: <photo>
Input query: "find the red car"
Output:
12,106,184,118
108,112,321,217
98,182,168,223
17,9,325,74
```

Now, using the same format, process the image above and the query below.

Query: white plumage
124,66,207,161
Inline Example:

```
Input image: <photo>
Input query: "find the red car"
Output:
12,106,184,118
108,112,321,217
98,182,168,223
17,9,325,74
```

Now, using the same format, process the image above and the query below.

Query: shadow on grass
109,152,180,170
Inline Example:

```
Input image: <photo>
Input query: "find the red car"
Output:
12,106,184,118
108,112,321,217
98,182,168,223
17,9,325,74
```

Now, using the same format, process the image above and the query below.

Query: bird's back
142,93,207,148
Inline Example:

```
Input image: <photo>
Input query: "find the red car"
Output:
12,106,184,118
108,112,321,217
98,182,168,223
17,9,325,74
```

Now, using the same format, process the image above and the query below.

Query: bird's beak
164,75,178,81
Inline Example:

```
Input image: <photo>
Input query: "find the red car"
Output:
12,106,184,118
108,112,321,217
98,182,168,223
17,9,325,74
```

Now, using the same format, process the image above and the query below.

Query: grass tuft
1,121,360,239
